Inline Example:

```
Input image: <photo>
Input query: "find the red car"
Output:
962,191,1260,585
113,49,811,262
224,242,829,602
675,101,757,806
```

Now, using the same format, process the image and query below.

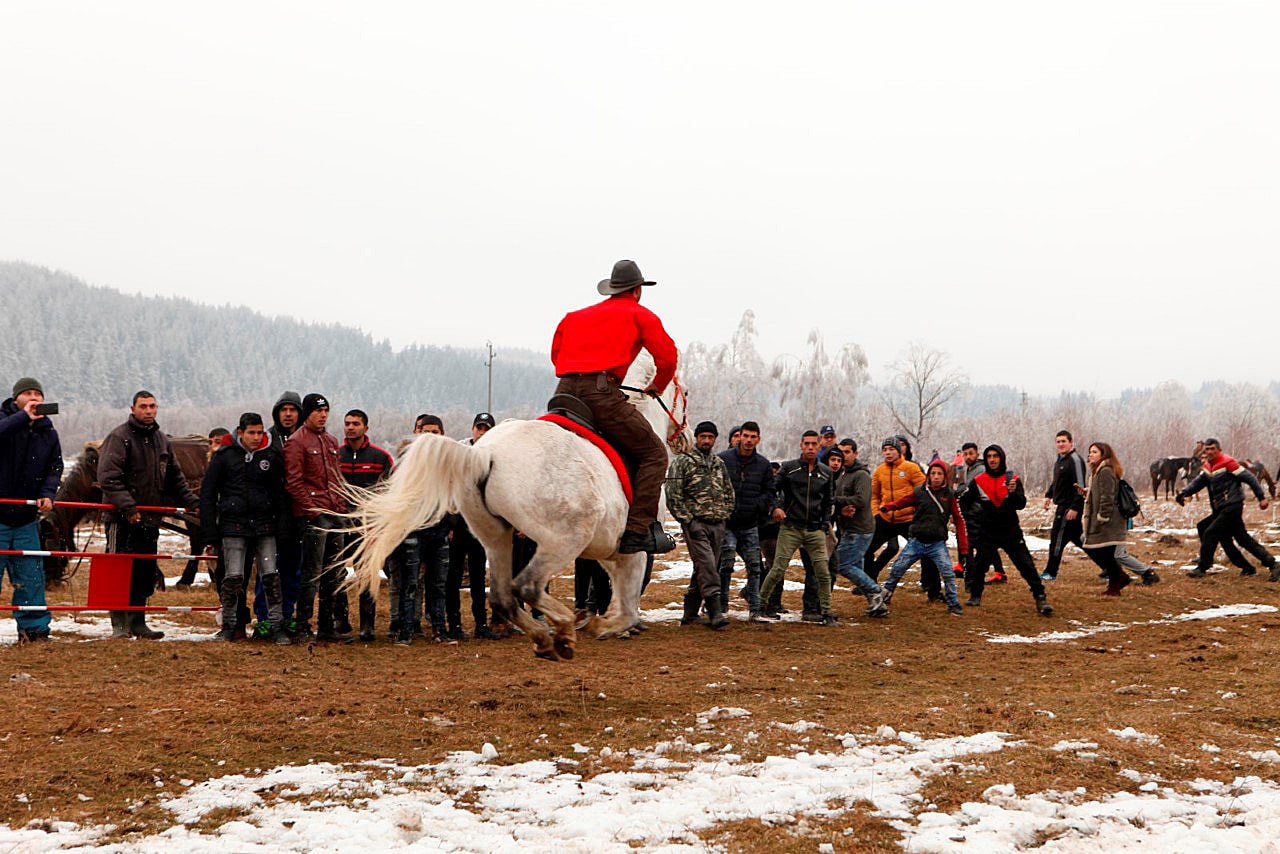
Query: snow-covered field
4,719,1280,852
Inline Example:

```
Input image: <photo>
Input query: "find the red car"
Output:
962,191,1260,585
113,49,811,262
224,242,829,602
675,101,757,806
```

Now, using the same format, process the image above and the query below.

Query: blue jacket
0,398,64,526
717,447,774,531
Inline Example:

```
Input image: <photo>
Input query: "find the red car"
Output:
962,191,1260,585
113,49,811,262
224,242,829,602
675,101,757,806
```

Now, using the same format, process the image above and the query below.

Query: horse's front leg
594,553,646,639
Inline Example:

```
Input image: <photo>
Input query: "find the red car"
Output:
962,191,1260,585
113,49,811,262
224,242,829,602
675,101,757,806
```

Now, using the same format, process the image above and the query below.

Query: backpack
1115,477,1141,519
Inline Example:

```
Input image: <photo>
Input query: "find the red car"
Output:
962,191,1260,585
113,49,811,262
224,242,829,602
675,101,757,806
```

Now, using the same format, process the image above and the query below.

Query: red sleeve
634,305,678,391
950,497,969,557
284,436,309,517
880,492,918,513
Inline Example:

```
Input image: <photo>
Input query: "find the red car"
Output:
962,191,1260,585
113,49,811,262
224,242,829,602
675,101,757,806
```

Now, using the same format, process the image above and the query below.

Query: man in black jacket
757,431,836,625
99,391,198,639
716,420,773,621
201,413,291,642
0,377,63,642
1041,430,1086,581
244,390,305,632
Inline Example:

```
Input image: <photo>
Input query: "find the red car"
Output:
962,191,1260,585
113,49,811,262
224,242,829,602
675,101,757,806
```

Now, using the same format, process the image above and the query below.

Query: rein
621,376,689,442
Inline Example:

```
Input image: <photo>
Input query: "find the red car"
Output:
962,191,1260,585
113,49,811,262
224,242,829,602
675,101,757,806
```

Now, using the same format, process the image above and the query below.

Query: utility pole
484,341,496,413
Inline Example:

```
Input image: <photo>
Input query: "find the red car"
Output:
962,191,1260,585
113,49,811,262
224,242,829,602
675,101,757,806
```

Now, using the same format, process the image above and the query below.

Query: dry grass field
2,502,1278,849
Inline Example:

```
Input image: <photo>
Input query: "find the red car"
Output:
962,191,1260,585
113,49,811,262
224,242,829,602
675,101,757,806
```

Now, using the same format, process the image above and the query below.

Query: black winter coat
0,399,63,526
200,440,288,545
717,447,774,531
959,471,1028,543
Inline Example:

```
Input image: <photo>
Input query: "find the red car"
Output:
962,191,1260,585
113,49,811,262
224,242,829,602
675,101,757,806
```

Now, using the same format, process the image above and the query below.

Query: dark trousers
448,523,488,630
865,517,909,580
556,373,667,536
965,533,1044,600
105,520,160,607
1044,505,1084,577
408,528,450,633
1197,505,1274,570
1084,544,1127,585
681,519,724,602
296,516,345,631
255,529,301,624
574,559,611,614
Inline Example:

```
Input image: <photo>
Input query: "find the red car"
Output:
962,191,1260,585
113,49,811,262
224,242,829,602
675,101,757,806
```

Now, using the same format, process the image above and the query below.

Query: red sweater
551,296,678,391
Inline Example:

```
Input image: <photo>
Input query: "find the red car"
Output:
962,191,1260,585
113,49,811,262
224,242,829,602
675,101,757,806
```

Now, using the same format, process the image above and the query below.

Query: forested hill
0,261,554,410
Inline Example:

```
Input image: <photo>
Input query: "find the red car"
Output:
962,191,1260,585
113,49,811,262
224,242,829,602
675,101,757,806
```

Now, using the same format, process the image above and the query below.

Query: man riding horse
551,259,679,555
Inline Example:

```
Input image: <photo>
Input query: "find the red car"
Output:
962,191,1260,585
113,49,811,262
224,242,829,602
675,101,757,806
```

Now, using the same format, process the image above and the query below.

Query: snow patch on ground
0,614,217,646
4,723,1280,852
984,603,1278,644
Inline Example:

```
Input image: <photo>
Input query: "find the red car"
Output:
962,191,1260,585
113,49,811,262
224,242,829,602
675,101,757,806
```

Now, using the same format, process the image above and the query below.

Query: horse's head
623,351,691,455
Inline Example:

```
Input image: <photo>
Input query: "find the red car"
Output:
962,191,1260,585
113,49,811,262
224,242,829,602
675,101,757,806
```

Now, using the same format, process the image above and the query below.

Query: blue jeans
884,539,959,607
718,526,762,611
834,532,880,596
0,520,50,635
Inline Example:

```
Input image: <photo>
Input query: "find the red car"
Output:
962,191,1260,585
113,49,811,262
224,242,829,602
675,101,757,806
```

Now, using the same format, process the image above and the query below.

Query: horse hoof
534,647,560,662
553,636,575,660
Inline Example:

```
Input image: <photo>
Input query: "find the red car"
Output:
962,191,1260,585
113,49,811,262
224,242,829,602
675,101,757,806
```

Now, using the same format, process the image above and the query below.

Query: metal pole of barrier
0,605,219,612
0,498,195,514
0,549,216,561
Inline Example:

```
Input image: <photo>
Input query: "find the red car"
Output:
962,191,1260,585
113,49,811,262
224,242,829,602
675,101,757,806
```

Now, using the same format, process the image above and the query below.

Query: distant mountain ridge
0,261,554,410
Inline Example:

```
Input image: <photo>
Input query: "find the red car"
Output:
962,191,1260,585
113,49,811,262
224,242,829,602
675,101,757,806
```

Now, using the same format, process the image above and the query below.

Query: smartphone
34,402,59,416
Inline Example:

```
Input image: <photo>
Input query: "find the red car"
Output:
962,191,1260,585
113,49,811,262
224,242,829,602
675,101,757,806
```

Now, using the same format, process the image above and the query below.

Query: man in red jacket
552,260,679,554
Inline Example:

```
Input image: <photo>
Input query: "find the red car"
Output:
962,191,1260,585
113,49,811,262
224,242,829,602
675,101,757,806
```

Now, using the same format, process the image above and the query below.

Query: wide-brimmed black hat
597,259,656,295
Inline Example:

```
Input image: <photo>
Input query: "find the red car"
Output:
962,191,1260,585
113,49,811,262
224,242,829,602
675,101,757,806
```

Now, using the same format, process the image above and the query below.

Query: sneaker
447,627,468,642
761,609,782,620
801,612,823,623
214,627,237,642
1039,572,1056,582
431,633,458,645
880,588,894,606
474,625,502,640
947,604,964,616
358,630,375,642
1141,570,1160,586
131,626,165,640
1186,567,1207,578
965,596,982,607
1241,566,1258,577
864,591,886,615
393,635,413,646
272,629,293,646
748,610,774,623
1269,564,1280,583
820,613,838,626
867,603,889,618
925,591,943,604
317,631,355,645
985,572,1007,585
1034,594,1053,616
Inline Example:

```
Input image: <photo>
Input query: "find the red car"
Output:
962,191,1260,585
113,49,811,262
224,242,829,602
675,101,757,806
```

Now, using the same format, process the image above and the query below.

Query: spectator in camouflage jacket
666,421,735,629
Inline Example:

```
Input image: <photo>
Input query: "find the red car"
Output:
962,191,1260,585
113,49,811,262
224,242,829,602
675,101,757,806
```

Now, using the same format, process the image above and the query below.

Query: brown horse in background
40,436,209,587
1243,460,1276,499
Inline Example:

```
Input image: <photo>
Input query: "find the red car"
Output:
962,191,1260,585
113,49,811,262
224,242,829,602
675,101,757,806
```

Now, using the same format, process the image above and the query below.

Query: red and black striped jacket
339,437,394,489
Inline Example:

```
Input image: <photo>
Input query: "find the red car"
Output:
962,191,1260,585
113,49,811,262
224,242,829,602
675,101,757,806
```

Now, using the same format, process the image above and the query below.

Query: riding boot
110,611,130,638
332,590,352,635
220,575,244,636
704,596,729,630
680,588,701,625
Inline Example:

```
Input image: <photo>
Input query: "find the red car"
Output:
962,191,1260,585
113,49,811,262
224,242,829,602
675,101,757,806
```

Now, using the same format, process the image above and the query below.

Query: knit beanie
12,377,42,398
694,421,718,437
302,393,330,419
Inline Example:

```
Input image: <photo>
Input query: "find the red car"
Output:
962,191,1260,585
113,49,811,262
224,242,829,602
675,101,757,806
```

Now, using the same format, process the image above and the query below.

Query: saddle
540,394,633,503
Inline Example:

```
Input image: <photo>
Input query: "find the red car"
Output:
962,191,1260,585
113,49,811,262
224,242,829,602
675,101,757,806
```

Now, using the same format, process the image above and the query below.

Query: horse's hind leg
512,549,578,661
594,553,646,639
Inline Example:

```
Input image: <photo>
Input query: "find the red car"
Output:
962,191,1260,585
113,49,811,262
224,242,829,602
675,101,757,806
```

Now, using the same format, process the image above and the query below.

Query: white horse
349,357,687,661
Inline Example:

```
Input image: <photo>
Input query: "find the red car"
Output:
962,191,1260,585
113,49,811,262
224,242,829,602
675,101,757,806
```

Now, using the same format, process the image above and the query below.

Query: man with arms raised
551,259,679,554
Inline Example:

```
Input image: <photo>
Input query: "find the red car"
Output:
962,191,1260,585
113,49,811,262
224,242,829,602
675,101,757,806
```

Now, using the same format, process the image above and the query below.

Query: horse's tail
347,434,491,597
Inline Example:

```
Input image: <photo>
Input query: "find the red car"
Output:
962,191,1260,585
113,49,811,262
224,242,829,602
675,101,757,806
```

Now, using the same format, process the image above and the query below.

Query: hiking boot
965,596,982,607
748,610,773,623
1141,570,1160,586
925,591,943,604
1241,566,1258,577
317,631,355,644
474,625,502,640
705,597,729,630
1187,567,1207,578
130,613,164,640
1269,564,1280,583
1039,571,1056,582
214,627,237,642
801,612,823,623
680,589,701,625
1034,594,1053,616
272,629,293,646
985,571,1007,585
947,604,964,616
431,632,458,645
820,612,838,626
110,612,131,639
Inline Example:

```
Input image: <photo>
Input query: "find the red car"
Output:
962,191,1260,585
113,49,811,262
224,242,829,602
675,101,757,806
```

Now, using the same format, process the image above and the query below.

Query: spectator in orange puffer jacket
864,437,925,581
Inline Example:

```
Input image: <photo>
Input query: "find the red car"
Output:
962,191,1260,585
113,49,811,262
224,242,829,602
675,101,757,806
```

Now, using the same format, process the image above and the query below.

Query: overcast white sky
1,2,1276,396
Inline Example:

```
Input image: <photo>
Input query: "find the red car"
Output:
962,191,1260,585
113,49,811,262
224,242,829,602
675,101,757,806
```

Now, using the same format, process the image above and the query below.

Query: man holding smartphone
0,377,64,642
